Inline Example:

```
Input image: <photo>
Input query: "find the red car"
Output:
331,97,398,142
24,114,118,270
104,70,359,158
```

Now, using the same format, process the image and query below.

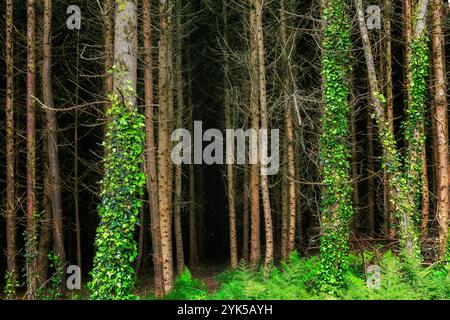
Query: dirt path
192,264,227,293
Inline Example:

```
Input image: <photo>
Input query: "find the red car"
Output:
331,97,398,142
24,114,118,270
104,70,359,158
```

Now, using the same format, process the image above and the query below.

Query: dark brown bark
367,113,375,236
43,0,66,275
5,0,17,291
37,153,52,286
173,0,185,274
242,167,250,262
73,31,82,271
383,0,395,238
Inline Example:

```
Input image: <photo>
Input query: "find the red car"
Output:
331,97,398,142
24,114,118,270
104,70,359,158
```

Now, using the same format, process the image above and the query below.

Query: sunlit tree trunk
158,0,175,291
248,1,261,269
430,0,449,258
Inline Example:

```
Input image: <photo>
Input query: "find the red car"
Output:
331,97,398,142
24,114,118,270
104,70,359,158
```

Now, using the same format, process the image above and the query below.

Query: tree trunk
143,0,164,297
5,0,17,295
158,0,175,292
73,31,82,272
404,0,413,107
26,0,38,300
173,0,185,274
103,0,114,111
136,197,144,275
367,112,375,235
254,0,273,267
43,0,66,277
355,0,428,257
223,0,239,269
242,167,250,262
248,0,261,269
431,0,449,258
37,152,52,286
279,0,296,256
383,0,395,238
421,144,430,242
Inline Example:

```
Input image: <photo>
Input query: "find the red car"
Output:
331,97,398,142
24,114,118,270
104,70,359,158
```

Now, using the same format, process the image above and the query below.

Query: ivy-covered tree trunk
89,0,145,300
318,0,353,293
355,0,428,261
402,0,429,258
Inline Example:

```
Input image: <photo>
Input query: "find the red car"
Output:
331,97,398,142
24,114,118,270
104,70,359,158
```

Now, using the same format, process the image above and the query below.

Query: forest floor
191,264,226,293
133,263,227,298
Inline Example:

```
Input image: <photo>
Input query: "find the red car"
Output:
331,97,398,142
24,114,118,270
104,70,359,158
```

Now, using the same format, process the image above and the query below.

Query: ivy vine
318,0,354,294
88,75,146,300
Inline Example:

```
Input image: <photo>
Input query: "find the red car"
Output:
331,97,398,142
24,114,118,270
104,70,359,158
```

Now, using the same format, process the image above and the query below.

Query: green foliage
37,251,65,300
162,268,208,300
208,251,450,300
318,0,353,292
403,33,429,223
391,34,429,262
4,271,18,299
88,79,146,300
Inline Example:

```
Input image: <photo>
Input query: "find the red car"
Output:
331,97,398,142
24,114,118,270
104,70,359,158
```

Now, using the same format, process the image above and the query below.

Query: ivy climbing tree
355,0,429,263
401,0,430,261
89,0,145,300
318,0,354,293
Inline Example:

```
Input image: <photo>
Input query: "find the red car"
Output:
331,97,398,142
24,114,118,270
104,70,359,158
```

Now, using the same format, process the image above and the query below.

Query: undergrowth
158,251,450,300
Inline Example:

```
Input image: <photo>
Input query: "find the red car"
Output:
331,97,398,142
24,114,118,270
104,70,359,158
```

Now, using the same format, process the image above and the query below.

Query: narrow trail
192,264,227,293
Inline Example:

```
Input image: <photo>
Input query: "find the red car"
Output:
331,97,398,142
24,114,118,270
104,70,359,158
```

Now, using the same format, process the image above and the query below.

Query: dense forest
0,0,450,300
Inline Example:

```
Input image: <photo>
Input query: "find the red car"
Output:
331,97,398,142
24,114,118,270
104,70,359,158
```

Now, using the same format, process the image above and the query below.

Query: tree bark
279,0,296,255
248,0,261,269
430,0,449,258
5,0,17,294
43,0,66,277
223,0,239,269
103,0,114,111
367,113,375,235
158,0,175,292
173,0,185,274
242,167,250,262
383,0,395,238
37,151,52,286
26,0,38,299
143,0,164,297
